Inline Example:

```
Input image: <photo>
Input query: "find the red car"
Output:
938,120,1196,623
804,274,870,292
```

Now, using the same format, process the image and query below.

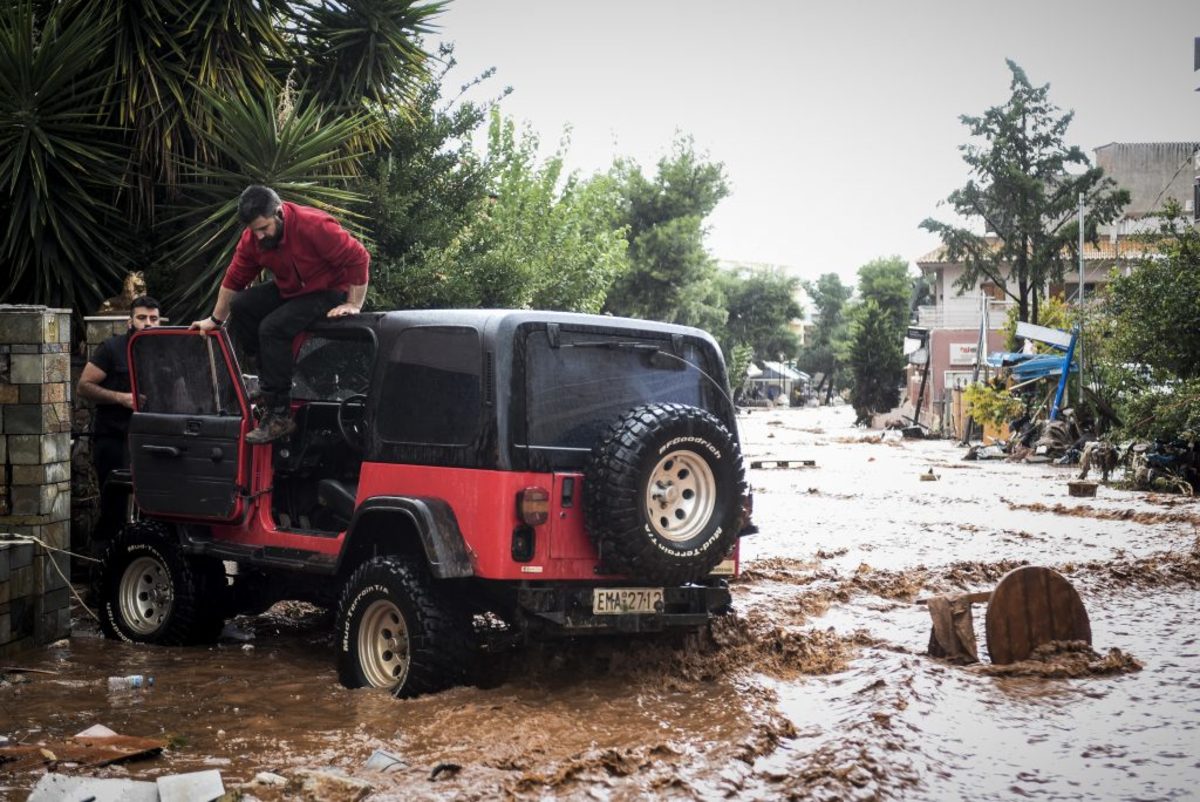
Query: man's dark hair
237,185,282,224
129,295,160,313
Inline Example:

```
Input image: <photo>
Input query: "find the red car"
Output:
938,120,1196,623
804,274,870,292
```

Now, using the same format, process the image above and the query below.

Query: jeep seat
317,478,358,525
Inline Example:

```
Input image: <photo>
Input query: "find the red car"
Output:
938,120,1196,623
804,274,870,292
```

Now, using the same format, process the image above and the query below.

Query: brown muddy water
3,406,1198,800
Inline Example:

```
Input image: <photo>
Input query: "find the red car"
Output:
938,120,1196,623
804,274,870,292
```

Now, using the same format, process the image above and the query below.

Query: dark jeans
228,282,345,403
93,433,129,546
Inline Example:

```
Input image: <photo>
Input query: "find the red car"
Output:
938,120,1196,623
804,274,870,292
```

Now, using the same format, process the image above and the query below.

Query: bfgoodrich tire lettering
584,402,745,584
335,555,470,698
97,520,226,645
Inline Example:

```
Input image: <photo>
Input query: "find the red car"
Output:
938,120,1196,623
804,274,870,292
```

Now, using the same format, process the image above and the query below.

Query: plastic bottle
107,674,154,691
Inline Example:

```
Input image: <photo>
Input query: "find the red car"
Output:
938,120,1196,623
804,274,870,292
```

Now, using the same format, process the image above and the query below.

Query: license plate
593,587,664,615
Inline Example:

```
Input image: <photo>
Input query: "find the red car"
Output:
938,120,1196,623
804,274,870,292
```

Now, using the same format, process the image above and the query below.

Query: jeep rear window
523,330,708,454
378,326,481,445
131,333,240,416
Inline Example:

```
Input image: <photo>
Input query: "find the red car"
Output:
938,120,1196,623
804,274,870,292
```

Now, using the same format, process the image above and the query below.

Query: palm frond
161,84,371,318
0,1,129,310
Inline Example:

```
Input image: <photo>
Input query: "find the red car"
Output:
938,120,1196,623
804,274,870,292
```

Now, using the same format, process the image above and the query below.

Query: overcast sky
435,1,1199,285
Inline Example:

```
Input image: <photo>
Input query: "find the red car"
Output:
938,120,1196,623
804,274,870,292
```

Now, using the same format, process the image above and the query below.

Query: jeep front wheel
335,556,469,697
98,521,226,645
584,403,745,584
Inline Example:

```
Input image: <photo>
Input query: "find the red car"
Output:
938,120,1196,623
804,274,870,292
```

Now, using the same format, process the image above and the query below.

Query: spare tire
584,402,745,584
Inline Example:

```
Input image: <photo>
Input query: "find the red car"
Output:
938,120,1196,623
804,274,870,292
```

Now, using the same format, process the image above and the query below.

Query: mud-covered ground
3,406,1198,800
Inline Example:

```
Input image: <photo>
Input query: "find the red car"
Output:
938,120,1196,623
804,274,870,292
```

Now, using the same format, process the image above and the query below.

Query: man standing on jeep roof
191,185,370,444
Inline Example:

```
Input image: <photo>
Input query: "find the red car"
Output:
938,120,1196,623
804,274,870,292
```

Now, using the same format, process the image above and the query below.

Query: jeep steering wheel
336,393,369,451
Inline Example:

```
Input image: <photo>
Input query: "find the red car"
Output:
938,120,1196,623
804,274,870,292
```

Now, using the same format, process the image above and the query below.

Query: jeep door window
292,334,375,402
378,326,482,446
523,330,709,455
132,334,239,416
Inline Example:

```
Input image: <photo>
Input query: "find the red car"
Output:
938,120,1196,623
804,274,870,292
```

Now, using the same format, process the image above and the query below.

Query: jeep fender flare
339,497,475,579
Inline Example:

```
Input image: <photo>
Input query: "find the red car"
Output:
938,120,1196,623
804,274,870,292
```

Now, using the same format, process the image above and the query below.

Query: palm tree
0,0,444,316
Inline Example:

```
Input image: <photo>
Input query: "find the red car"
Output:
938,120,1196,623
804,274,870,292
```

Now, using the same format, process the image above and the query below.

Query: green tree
1093,204,1200,440
798,273,852,403
920,60,1128,324
847,299,905,424
718,269,801,363
391,112,629,312
603,137,729,327
856,256,912,332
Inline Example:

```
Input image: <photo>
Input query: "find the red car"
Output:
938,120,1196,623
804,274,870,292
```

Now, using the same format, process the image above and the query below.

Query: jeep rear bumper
515,583,731,634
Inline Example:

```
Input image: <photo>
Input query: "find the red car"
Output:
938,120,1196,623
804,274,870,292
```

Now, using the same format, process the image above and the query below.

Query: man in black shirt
77,296,161,539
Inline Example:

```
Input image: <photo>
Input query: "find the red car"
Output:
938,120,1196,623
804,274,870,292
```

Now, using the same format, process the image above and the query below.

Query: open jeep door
126,329,249,521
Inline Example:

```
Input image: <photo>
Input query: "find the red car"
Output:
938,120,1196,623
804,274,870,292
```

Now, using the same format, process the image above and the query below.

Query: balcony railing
916,300,1014,330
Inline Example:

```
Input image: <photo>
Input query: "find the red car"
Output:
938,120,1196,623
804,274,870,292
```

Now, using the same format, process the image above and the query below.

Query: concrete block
18,384,40,403
41,432,69,463
7,433,40,464
10,343,37,354
9,564,34,599
44,352,69,383
54,312,71,344
45,482,71,520
49,401,72,433
9,541,34,569
0,312,42,344
0,384,17,404
9,353,44,384
40,520,69,551
2,403,40,434
42,553,68,592
10,485,39,515
11,464,45,485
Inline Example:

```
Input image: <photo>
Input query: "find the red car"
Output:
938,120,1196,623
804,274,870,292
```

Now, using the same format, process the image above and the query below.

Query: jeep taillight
517,487,550,526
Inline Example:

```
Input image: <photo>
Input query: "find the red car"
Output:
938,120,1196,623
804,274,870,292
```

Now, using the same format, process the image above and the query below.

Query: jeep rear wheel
98,521,227,645
335,556,469,698
584,403,745,584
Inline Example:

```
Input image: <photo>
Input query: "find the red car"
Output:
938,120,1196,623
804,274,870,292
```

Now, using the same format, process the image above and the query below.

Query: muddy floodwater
3,406,1198,800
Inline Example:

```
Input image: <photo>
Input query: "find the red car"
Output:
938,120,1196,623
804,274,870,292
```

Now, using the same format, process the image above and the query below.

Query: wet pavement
3,405,1198,800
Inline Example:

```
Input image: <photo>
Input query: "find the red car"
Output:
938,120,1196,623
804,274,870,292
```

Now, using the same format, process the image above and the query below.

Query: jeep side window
292,335,374,402
132,334,239,416
378,326,482,446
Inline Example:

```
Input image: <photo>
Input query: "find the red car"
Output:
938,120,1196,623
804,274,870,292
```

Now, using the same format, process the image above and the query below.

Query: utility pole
1078,193,1085,393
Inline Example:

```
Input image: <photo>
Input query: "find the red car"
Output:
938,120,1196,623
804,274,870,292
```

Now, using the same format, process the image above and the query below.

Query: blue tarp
985,352,1078,381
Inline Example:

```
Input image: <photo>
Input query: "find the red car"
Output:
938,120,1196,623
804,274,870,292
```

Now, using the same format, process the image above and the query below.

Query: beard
259,216,284,250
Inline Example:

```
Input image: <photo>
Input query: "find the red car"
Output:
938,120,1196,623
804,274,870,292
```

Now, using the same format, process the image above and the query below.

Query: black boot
246,406,296,444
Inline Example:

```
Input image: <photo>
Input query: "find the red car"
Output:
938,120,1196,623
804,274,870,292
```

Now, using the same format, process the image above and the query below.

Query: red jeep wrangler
97,310,753,696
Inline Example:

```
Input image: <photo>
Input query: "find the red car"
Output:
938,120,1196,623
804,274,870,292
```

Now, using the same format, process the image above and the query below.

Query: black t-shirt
90,332,132,437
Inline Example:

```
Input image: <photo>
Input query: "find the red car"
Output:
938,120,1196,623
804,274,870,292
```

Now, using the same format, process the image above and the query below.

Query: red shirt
221,202,370,298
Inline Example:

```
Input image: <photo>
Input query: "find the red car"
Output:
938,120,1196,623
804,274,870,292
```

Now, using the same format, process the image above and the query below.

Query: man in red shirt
191,185,370,443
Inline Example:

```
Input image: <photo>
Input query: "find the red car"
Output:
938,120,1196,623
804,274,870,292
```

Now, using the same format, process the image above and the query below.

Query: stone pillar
0,304,73,656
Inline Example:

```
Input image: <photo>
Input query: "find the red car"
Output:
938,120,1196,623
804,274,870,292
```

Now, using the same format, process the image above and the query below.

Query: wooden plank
985,566,1090,664
749,458,817,469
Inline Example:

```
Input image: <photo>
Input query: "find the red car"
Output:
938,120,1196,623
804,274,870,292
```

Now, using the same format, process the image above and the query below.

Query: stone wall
0,305,73,656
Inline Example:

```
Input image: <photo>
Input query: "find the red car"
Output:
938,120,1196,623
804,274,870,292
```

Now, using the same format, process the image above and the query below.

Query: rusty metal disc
984,566,1091,665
